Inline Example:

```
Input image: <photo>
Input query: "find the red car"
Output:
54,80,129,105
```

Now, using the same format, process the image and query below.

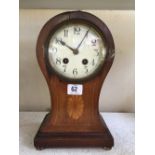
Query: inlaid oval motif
67,96,84,120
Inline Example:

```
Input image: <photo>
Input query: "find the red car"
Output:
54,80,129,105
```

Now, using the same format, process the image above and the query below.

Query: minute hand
76,28,90,50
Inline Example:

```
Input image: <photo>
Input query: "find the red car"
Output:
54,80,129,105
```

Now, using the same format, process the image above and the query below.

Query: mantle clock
34,11,115,149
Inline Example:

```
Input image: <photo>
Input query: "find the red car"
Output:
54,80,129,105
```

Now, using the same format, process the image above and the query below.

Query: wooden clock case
34,11,115,149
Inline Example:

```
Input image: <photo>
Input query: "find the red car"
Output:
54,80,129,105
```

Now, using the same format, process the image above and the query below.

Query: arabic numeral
51,47,57,53
56,58,61,65
94,49,99,56
73,68,78,75
84,66,88,73
62,65,67,72
92,59,95,66
55,37,62,44
64,29,68,37
91,39,97,46
74,27,81,35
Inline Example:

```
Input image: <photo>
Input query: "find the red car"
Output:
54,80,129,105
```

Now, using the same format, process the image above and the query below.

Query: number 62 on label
67,84,83,95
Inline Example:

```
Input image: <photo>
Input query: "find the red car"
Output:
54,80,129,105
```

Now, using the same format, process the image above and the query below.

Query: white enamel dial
47,23,107,80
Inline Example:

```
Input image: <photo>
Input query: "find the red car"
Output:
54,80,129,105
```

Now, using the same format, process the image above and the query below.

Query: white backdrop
19,9,135,112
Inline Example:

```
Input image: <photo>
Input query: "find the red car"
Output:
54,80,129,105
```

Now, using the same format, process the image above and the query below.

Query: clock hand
59,40,78,55
76,28,90,50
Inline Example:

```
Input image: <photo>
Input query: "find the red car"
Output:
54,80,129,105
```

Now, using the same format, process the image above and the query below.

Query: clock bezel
43,11,115,82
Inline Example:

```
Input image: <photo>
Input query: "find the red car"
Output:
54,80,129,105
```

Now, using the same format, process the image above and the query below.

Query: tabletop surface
19,112,135,155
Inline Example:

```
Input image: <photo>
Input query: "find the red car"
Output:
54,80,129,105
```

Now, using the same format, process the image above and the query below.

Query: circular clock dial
47,23,107,80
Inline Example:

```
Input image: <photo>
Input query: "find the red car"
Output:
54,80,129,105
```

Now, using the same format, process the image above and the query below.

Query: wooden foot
34,114,114,149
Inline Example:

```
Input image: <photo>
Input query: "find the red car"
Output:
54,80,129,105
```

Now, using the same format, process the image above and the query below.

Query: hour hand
59,40,78,55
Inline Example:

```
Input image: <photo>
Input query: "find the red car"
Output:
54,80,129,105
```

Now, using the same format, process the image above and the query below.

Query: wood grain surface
34,11,115,149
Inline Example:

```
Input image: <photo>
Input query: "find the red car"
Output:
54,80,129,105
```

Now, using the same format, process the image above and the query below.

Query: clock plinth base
34,114,114,149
